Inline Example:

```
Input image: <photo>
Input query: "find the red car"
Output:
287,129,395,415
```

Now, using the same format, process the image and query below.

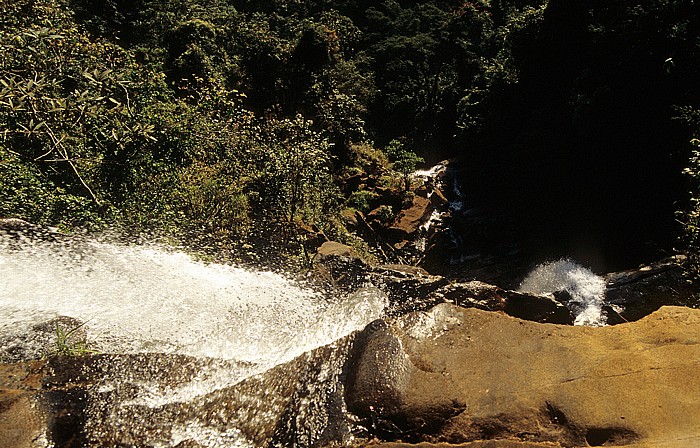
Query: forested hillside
1,0,699,271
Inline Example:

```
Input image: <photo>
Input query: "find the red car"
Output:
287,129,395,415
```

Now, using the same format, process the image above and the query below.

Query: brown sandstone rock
314,241,371,288
429,189,449,207
346,304,700,447
390,196,433,239
356,442,562,447
0,361,48,448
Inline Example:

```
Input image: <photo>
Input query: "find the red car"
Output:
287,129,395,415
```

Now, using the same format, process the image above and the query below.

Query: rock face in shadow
605,256,699,322
346,304,700,447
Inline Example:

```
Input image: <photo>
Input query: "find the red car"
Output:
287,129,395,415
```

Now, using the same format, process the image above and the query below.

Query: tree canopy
1,0,699,270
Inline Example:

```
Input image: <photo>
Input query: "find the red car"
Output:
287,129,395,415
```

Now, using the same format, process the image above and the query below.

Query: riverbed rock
0,337,357,448
0,316,87,363
0,217,62,247
0,360,48,448
346,304,700,447
428,281,573,325
370,265,450,315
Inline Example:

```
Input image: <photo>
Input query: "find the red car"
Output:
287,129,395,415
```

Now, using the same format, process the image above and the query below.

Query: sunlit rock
346,304,700,447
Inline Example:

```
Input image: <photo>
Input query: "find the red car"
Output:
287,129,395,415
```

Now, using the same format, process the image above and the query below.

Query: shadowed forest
2,0,700,274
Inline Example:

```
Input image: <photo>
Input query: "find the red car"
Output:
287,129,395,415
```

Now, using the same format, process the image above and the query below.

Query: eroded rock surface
346,304,700,447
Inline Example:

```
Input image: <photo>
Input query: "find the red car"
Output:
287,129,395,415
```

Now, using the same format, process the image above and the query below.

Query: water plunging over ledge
0,237,386,362
0,232,387,446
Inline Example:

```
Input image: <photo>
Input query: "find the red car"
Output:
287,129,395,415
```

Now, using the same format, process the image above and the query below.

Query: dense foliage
1,0,699,270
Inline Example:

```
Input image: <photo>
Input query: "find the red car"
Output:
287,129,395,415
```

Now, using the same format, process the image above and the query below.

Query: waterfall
518,259,607,326
0,236,385,363
0,231,387,446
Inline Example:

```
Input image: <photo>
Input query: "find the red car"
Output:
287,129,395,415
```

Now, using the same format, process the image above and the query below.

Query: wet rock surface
0,339,357,448
314,240,698,327
3,303,700,447
3,225,700,447
604,255,699,321
0,360,48,448
0,316,87,363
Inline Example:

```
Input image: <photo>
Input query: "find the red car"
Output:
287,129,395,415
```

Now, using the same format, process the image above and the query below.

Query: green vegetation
1,0,699,271
680,136,700,273
385,139,424,191
51,321,96,357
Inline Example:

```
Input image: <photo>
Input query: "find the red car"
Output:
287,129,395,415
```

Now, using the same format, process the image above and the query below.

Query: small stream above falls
518,259,608,327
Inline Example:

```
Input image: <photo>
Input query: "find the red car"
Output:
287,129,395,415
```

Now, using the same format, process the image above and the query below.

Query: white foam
519,259,607,326
0,237,386,364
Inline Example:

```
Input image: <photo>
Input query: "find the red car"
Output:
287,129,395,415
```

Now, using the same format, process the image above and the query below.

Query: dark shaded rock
0,218,64,247
343,172,366,193
429,188,449,207
415,185,430,198
0,217,35,231
428,281,573,325
428,281,507,312
502,291,573,325
370,265,450,316
605,255,699,321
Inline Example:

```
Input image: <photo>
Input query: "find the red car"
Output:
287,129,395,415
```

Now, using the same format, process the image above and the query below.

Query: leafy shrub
346,142,389,175
347,190,380,214
385,139,424,191
371,204,394,223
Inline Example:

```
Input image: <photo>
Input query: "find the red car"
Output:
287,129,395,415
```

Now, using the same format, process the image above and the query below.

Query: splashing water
0,232,387,446
0,236,385,363
518,259,607,326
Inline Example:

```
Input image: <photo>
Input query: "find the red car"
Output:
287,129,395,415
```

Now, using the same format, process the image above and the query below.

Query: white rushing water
519,259,608,326
1,233,389,446
0,234,386,367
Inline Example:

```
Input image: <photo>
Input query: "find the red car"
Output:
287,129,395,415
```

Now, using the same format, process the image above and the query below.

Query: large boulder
346,304,700,447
